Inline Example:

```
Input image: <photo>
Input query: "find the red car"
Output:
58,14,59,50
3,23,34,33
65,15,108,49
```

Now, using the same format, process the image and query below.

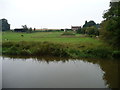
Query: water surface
2,56,119,88
0,56,2,89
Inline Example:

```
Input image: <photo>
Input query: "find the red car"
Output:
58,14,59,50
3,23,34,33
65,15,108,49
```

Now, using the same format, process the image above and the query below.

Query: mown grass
2,31,120,59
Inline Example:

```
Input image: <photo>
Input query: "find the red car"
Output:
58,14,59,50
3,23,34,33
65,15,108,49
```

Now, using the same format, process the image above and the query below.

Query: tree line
77,20,100,36
21,25,36,33
100,1,120,50
77,1,120,50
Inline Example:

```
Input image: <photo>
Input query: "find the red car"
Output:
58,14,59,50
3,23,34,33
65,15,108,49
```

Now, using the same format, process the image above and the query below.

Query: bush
6,46,18,55
83,47,112,58
2,42,15,48
112,51,120,58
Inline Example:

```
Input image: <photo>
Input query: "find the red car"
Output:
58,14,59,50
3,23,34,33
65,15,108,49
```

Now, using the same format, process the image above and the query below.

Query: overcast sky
0,0,110,29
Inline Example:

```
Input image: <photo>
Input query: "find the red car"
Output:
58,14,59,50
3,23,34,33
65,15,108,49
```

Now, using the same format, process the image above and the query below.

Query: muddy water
1,56,119,88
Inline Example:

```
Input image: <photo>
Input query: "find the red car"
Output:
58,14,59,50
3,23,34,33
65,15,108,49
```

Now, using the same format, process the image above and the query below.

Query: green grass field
2,31,102,45
2,31,105,50
3,31,117,59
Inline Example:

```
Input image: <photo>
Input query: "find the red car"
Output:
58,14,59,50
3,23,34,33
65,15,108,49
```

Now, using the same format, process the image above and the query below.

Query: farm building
14,28,26,32
71,26,81,31
0,18,10,31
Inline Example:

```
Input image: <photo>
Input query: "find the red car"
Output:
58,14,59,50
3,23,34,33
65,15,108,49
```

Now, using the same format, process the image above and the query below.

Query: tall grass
2,41,119,59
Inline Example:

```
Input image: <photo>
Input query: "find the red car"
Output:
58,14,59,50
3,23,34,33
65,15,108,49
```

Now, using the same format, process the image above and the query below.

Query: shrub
84,47,112,58
112,51,120,58
2,42,15,48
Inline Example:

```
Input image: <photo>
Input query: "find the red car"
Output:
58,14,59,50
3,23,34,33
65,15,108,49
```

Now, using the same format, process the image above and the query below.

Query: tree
77,27,86,34
86,26,99,36
83,20,96,28
22,25,28,32
29,27,32,33
34,28,36,31
100,1,120,49
76,28,82,34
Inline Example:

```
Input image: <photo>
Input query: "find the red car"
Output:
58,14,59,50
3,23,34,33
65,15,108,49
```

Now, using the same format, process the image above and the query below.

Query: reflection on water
0,56,2,89
2,56,119,88
82,58,119,88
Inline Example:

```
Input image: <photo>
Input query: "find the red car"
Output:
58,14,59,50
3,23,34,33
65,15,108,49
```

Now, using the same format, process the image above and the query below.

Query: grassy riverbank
2,31,120,59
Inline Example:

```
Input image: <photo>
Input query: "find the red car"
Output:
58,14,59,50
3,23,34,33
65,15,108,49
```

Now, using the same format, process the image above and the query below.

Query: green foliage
3,31,118,59
77,26,99,36
83,47,112,58
86,26,99,36
34,28,36,31
2,42,14,48
83,20,96,28
77,20,100,36
77,28,86,34
112,51,120,59
101,1,120,50
61,32,75,36
22,25,29,32
2,42,69,57
27,27,32,33
20,25,33,33
2,41,117,59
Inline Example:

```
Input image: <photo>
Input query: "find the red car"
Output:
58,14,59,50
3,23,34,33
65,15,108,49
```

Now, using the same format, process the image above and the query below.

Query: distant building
71,26,81,31
0,18,10,31
14,28,25,32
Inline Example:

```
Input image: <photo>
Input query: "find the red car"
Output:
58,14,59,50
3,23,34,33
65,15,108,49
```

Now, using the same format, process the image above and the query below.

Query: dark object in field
14,28,26,32
21,35,24,37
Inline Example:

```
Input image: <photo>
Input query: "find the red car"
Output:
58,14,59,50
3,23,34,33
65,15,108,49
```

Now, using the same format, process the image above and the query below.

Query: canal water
1,56,119,88
0,56,2,89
